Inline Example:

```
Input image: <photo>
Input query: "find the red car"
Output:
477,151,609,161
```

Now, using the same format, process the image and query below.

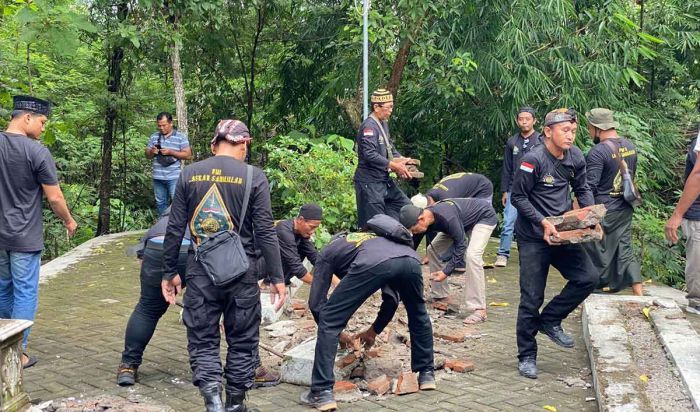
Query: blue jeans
0,250,41,349
153,178,178,216
497,193,518,258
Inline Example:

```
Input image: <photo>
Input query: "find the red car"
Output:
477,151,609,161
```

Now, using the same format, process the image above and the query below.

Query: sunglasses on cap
544,107,578,127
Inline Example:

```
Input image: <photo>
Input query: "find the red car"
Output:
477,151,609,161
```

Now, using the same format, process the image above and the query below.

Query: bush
263,132,357,248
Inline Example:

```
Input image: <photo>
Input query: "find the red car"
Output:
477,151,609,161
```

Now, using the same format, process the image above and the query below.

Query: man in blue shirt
145,112,192,215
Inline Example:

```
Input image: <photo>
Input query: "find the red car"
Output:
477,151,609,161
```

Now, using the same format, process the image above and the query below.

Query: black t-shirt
162,155,283,283
427,198,498,275
684,137,700,221
354,115,401,182
585,137,637,211
511,144,594,243
501,131,543,192
308,232,417,324
0,132,59,252
275,219,318,281
426,172,494,202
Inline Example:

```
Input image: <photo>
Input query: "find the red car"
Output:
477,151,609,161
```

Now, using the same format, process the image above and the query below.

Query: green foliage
263,132,357,246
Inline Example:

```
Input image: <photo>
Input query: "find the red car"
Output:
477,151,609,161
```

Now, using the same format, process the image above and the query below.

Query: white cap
411,194,428,209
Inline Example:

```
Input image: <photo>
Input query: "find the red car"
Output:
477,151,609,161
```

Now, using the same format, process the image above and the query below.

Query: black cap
399,204,423,229
518,106,536,118
299,203,323,221
13,95,51,117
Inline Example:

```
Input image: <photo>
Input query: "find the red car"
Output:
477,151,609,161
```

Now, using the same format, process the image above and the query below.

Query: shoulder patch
363,128,374,137
519,161,535,173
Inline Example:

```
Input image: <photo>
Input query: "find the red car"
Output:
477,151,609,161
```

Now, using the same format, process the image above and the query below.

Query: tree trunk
96,3,127,236
169,13,188,137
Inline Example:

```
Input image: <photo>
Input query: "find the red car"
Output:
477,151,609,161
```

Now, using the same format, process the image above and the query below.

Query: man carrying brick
665,126,700,315
400,198,497,324
510,108,598,379
582,108,642,296
354,89,412,229
496,106,543,267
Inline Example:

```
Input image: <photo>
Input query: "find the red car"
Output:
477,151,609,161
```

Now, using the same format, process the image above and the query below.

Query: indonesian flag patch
519,161,535,173
363,128,374,137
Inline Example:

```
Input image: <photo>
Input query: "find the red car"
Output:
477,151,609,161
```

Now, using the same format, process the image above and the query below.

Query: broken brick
291,300,308,311
394,372,419,395
333,380,358,394
445,359,474,373
365,350,380,359
550,225,603,245
434,327,469,343
545,204,607,231
335,353,357,369
367,374,391,396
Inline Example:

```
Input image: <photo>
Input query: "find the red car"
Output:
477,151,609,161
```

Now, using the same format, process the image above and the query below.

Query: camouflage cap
544,108,577,127
585,108,619,131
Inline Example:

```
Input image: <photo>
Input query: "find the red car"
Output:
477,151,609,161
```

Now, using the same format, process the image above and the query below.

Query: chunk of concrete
550,225,603,245
279,338,344,386
545,204,607,231
261,276,303,325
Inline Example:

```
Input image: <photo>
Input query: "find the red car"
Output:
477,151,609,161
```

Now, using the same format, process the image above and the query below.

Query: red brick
550,225,603,245
367,374,391,396
434,327,468,343
335,353,357,369
291,300,307,311
445,359,474,373
333,380,358,394
394,372,419,395
365,350,380,358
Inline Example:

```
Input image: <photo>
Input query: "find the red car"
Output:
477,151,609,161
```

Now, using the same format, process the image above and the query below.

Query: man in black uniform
274,203,323,285
423,172,494,205
583,108,642,296
300,220,435,411
354,88,412,229
496,106,543,267
511,108,597,379
117,207,191,386
400,198,497,324
161,119,286,412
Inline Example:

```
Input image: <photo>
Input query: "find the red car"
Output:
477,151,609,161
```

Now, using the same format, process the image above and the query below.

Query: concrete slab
650,305,700,411
279,338,344,387
582,295,646,411
40,231,144,284
645,284,688,307
583,294,700,411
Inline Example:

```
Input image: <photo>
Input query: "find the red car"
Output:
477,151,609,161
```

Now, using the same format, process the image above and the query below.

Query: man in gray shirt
0,95,77,368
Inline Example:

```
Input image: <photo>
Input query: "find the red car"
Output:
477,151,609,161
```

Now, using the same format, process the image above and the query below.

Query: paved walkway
25,234,598,411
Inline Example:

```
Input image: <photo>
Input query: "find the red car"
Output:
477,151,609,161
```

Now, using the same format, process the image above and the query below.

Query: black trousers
121,247,187,366
311,257,434,391
516,241,597,360
183,255,261,394
354,180,410,229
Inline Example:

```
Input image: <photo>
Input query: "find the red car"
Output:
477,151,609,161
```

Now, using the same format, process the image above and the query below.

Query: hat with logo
13,95,51,117
371,89,393,104
585,108,619,131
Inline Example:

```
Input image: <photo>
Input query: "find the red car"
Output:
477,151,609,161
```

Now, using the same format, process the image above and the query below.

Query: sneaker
299,389,337,411
116,363,138,386
253,365,280,388
494,255,508,267
518,356,537,379
418,370,436,390
686,305,700,315
539,324,575,348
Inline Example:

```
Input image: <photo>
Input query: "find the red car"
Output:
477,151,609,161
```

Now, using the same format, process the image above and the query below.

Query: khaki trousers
682,219,700,307
427,223,496,311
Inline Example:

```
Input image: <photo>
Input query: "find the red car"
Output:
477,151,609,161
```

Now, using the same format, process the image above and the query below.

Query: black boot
225,389,260,412
199,382,225,412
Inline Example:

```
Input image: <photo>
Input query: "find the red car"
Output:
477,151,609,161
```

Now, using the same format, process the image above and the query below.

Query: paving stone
23,235,599,412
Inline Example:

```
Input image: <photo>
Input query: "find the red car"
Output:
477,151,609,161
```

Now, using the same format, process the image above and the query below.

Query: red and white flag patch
363,128,374,137
519,161,534,173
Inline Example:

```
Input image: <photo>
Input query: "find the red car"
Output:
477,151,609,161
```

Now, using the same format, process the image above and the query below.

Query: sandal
463,311,487,325
22,352,38,369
